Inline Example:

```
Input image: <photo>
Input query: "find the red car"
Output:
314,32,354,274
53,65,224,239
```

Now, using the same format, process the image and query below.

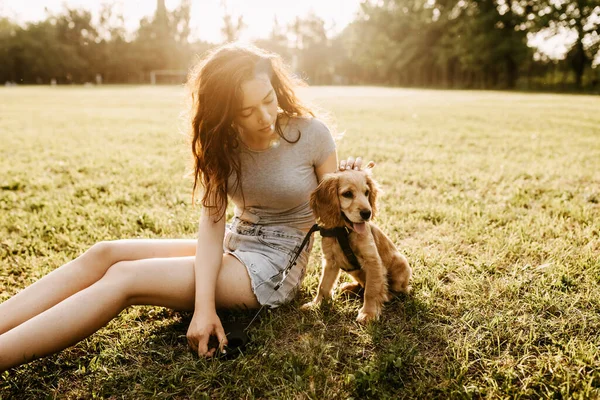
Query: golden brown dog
302,164,411,323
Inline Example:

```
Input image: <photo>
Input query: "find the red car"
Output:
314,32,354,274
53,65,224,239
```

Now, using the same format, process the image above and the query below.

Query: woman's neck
239,115,290,151
240,131,278,151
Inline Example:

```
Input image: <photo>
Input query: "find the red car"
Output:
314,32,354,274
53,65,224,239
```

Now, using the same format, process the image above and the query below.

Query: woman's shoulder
287,116,331,135
285,115,336,157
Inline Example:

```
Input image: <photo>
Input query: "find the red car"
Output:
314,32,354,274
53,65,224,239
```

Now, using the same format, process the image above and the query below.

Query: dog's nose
360,210,371,220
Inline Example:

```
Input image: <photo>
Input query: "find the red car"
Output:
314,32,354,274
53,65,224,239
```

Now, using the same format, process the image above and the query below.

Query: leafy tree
0,18,20,82
343,0,533,88
0,0,597,90
220,0,246,43
133,0,195,79
52,8,99,82
254,17,292,61
289,13,332,84
527,0,600,87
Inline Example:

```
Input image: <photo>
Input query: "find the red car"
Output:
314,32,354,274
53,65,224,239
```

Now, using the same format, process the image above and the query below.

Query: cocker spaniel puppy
303,164,411,323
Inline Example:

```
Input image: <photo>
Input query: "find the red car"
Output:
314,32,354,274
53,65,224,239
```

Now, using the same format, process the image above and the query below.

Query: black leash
274,223,321,290
244,223,321,330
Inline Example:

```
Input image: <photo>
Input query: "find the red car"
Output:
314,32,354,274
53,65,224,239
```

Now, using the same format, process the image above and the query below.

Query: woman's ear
310,174,343,228
366,174,379,219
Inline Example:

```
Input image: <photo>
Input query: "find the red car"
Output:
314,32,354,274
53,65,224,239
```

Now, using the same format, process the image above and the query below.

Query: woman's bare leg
0,254,257,371
0,239,197,335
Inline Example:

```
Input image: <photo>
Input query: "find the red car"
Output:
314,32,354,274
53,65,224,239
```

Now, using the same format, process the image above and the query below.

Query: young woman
0,43,363,371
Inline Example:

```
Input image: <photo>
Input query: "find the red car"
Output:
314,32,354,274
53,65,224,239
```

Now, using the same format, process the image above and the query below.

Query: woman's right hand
186,309,228,357
339,156,362,171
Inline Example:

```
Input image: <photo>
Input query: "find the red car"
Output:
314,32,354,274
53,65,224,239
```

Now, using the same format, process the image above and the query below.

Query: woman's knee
72,240,116,278
98,260,137,305
84,239,135,268
86,241,113,260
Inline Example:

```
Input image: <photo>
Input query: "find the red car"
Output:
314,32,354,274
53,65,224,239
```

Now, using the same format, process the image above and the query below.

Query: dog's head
310,163,379,233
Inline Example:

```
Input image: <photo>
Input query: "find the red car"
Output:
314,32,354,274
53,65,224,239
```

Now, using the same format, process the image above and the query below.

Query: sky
0,0,363,43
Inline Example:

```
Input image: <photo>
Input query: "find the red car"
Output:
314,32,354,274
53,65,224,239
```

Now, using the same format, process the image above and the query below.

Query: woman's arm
186,208,227,357
194,209,226,311
316,151,338,182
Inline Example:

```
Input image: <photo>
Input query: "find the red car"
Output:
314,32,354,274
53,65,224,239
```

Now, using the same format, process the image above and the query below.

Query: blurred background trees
1,0,598,91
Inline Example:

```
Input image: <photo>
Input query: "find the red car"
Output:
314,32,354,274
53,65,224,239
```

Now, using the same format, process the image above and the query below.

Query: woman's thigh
111,254,260,311
106,238,198,263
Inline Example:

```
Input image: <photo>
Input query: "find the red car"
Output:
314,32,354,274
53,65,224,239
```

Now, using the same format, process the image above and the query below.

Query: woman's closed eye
240,96,275,119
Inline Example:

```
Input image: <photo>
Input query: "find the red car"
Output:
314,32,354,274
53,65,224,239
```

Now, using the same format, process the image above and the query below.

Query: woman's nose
258,106,270,125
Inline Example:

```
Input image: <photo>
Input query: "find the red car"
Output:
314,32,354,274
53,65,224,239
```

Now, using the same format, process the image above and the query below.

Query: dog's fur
302,165,411,323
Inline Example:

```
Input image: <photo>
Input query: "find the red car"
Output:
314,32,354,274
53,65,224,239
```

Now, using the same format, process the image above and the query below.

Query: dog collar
319,226,362,272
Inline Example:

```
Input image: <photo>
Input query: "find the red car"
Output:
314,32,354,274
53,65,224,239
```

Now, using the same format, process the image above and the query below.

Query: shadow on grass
292,291,463,399
1,295,464,399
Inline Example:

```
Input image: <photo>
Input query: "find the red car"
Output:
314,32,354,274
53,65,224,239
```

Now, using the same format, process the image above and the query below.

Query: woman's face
234,72,279,141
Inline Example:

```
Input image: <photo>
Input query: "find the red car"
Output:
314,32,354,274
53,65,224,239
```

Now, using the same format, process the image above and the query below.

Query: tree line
1,0,599,91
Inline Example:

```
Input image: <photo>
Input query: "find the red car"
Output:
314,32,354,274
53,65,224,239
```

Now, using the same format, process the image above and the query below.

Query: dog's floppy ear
310,173,343,228
366,174,379,219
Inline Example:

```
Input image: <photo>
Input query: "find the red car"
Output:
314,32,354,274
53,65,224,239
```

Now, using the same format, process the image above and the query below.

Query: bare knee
67,241,116,280
97,260,137,306
85,241,113,261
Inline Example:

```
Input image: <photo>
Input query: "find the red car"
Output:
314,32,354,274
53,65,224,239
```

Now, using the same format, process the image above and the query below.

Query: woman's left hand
339,156,363,171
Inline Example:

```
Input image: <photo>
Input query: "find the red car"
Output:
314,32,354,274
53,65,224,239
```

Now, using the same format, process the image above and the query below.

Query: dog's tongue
353,222,367,234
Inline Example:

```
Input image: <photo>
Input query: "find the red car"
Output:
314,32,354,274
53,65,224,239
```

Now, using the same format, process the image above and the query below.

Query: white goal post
150,70,188,85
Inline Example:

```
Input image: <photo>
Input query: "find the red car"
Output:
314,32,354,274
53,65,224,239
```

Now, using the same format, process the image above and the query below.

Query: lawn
1,86,599,399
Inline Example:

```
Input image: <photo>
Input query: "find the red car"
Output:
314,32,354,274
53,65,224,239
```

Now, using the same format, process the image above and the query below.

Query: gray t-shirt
227,117,336,230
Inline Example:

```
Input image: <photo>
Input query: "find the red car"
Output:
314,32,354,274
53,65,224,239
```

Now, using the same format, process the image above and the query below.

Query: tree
0,18,19,82
133,0,195,78
440,0,530,88
528,0,600,88
254,17,292,61
347,0,457,86
220,1,246,42
345,0,531,88
289,13,332,84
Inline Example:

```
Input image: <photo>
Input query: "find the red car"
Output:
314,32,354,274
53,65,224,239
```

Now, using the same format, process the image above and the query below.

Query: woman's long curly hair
188,43,315,221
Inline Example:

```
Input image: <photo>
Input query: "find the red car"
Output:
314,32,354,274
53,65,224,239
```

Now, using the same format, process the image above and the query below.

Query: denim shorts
223,218,313,308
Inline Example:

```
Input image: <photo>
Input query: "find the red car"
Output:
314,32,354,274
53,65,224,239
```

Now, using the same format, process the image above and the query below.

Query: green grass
1,85,599,399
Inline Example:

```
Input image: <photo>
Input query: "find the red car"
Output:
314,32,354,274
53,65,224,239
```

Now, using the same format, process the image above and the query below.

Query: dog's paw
338,282,362,295
382,291,392,302
390,280,412,294
300,301,318,311
356,308,380,324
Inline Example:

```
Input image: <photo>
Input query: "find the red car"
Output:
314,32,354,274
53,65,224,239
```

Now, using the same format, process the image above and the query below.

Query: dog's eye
365,190,370,196
342,191,354,199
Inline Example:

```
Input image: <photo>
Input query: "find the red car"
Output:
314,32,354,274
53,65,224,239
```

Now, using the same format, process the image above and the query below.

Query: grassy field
1,86,599,399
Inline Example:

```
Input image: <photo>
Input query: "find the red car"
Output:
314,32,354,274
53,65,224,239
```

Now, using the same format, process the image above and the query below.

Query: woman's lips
259,124,274,132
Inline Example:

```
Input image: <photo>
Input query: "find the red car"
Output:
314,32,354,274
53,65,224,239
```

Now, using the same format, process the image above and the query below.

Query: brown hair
188,43,316,221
